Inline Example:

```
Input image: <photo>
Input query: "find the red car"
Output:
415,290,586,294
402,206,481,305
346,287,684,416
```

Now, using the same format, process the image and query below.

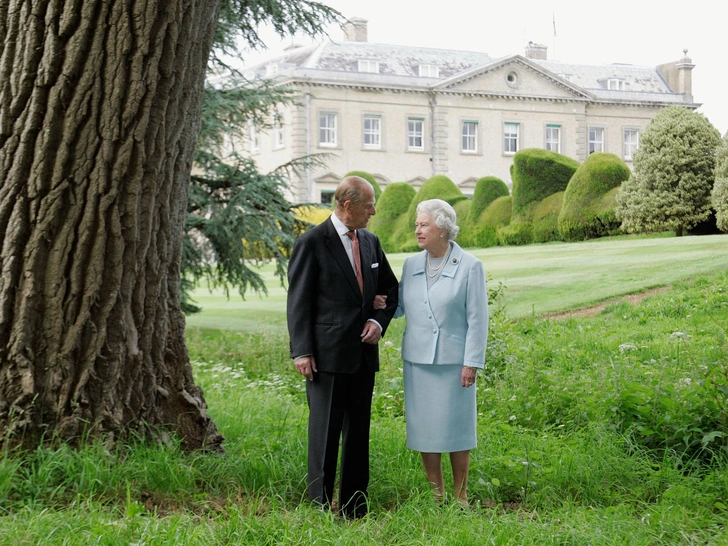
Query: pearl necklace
426,248,450,278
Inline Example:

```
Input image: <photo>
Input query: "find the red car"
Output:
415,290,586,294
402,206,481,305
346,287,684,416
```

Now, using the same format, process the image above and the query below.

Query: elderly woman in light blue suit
392,198,488,506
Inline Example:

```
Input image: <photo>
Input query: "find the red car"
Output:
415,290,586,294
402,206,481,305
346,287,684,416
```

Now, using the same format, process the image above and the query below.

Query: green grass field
186,232,728,331
3,233,728,545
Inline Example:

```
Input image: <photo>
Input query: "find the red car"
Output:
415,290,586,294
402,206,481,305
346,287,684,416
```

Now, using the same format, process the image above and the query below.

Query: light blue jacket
396,242,488,368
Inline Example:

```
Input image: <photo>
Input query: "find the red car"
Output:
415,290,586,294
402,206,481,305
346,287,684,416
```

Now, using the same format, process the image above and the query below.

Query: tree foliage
711,132,728,232
183,1,342,312
615,106,722,236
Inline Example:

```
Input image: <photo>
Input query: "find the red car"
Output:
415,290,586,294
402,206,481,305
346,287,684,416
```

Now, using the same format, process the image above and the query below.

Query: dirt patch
543,286,671,320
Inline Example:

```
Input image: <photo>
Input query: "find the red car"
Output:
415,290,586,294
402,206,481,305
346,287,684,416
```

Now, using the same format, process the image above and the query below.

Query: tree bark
0,0,223,449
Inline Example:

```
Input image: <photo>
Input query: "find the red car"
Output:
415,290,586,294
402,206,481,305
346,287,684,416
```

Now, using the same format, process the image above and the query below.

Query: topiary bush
368,182,415,252
511,148,579,223
497,222,533,246
481,196,512,229
558,152,631,241
469,176,509,224
532,191,564,243
344,170,382,201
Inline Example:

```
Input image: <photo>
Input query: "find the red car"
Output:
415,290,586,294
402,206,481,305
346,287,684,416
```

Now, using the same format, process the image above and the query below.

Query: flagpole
552,11,557,60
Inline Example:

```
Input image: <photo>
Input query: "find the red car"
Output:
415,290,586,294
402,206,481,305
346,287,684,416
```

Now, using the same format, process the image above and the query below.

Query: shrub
532,191,564,243
497,222,533,246
481,196,512,228
615,106,722,236
368,182,415,251
344,170,382,201
469,176,509,223
293,205,331,231
558,152,631,241
511,148,579,222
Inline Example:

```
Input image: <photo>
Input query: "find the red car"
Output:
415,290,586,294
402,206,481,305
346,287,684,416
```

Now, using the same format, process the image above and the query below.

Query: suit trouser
306,366,375,516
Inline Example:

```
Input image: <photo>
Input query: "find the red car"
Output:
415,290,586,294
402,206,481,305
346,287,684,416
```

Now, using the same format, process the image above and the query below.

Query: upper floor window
623,129,639,160
272,112,284,150
319,112,337,147
265,64,279,77
357,60,379,73
504,122,519,154
545,124,561,153
408,117,424,151
418,64,439,77
589,127,605,154
363,115,381,149
605,78,624,90
462,121,478,153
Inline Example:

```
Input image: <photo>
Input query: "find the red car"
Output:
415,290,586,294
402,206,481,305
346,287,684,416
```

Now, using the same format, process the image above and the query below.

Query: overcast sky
240,0,726,136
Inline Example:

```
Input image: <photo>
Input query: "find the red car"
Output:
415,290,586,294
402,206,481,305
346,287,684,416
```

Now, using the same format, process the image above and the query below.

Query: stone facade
240,20,698,204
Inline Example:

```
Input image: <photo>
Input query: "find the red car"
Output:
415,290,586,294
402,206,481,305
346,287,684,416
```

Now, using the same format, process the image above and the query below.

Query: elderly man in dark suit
287,176,399,518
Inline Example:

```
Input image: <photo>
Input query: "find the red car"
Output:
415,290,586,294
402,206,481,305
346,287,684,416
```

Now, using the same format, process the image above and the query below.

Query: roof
244,39,685,102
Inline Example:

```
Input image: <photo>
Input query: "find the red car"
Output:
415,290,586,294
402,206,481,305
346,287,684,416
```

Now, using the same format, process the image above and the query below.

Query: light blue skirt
403,361,477,453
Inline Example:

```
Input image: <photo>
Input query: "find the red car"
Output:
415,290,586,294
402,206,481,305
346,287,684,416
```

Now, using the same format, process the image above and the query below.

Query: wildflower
618,343,637,353
669,331,687,339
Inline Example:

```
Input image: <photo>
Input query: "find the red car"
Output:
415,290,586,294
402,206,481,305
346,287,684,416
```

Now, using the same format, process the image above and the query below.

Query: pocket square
371,263,379,269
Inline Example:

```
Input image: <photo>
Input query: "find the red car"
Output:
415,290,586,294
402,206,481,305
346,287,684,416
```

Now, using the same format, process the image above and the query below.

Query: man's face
344,188,376,230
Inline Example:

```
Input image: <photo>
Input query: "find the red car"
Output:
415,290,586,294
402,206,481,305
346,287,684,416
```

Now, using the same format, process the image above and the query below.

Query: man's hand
373,294,387,310
360,321,382,344
294,355,317,381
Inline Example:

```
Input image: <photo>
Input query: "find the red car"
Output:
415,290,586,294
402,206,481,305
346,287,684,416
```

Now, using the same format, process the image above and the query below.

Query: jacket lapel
324,219,362,298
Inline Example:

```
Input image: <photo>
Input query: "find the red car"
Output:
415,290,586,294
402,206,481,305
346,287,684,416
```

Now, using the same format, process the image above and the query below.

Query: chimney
343,17,368,42
525,41,548,60
658,49,695,100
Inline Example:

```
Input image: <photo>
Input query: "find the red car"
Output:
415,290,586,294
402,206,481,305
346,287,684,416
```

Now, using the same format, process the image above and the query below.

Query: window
545,124,561,153
248,122,260,153
319,112,337,147
588,127,605,154
408,118,424,151
357,60,379,73
320,190,334,205
607,78,624,90
272,113,284,149
504,122,519,154
623,129,639,160
462,121,478,153
363,115,381,149
265,64,278,77
418,64,439,77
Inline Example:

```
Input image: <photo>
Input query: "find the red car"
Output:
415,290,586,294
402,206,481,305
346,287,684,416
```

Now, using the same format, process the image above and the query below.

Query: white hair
416,199,459,241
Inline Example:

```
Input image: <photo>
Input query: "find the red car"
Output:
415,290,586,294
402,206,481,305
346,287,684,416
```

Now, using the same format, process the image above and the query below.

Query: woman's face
415,212,446,252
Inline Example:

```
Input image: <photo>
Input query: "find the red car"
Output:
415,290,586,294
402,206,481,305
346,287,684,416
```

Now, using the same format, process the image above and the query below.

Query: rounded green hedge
469,176,509,223
481,196,512,228
511,148,579,222
369,182,416,252
558,152,630,241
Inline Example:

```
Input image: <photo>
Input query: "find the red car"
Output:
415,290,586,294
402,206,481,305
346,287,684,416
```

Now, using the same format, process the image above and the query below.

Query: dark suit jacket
287,216,399,373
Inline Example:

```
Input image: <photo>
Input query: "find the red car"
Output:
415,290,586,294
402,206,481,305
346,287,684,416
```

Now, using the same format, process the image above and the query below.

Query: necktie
346,230,364,295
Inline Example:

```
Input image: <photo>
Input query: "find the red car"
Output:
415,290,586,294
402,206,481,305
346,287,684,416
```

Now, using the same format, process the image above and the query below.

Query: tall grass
2,236,728,544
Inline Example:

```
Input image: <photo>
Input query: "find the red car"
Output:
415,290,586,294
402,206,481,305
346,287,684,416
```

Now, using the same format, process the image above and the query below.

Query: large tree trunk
0,1,223,449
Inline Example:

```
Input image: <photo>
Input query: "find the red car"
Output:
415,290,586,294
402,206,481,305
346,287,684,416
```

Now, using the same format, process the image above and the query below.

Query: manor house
240,18,698,204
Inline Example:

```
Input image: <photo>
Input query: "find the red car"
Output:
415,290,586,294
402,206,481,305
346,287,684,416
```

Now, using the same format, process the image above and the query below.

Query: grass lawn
186,233,728,331
3,233,728,545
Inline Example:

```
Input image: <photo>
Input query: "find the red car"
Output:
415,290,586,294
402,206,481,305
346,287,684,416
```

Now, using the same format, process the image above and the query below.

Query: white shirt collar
330,212,351,237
